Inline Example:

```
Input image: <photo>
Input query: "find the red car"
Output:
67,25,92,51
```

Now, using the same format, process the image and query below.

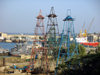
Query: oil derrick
55,10,79,75
28,10,48,73
46,7,59,55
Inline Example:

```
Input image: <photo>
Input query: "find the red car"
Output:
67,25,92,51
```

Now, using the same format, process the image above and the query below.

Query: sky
0,0,100,34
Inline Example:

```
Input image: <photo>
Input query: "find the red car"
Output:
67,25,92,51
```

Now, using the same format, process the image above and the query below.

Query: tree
69,44,86,56
96,44,100,53
78,44,86,56
57,53,100,75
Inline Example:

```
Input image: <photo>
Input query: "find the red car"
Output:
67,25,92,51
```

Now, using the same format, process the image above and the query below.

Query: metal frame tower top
35,10,45,36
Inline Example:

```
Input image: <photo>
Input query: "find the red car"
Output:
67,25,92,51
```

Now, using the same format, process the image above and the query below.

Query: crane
79,17,95,37
82,21,85,32
79,21,85,37
87,17,95,33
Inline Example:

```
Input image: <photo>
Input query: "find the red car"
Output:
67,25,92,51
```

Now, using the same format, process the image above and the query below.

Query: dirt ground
0,72,52,75
0,56,56,75
0,72,31,75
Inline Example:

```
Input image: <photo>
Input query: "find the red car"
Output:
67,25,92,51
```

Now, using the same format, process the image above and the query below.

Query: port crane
79,17,95,37
87,17,95,33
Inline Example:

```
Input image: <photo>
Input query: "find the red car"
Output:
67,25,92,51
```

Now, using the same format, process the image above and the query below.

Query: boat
76,37,99,47
10,42,33,56
0,47,10,56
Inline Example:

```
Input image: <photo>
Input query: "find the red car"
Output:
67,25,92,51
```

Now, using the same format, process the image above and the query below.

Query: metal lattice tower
46,7,59,53
55,10,79,75
28,10,48,73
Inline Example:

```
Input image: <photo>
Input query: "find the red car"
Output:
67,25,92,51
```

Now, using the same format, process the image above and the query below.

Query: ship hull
80,42,99,47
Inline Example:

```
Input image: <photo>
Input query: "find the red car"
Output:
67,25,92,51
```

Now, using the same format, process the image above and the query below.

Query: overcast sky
0,0,100,34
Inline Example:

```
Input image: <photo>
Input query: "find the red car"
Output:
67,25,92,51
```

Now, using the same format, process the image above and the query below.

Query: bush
57,53,100,75
69,44,86,56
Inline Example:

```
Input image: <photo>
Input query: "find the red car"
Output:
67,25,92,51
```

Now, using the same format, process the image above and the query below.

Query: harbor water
0,42,17,52
0,41,33,51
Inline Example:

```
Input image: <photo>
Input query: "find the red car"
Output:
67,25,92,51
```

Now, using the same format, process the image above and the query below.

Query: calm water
0,42,33,52
0,42,16,51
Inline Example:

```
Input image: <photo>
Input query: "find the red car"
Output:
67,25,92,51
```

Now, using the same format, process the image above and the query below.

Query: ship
0,47,10,56
10,41,42,56
10,42,32,56
76,37,99,47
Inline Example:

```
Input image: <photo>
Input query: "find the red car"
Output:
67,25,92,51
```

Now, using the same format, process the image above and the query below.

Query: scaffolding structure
55,10,79,75
28,10,48,73
46,7,59,55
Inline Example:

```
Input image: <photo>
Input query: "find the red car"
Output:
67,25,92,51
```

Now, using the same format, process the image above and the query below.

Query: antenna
67,9,71,16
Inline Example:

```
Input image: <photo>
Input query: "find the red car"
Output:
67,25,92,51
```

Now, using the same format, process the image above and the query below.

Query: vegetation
96,44,100,53
56,45,100,75
53,44,86,60
70,44,86,56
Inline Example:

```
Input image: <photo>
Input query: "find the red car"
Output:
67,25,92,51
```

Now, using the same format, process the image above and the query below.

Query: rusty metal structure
28,10,48,73
46,7,59,55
